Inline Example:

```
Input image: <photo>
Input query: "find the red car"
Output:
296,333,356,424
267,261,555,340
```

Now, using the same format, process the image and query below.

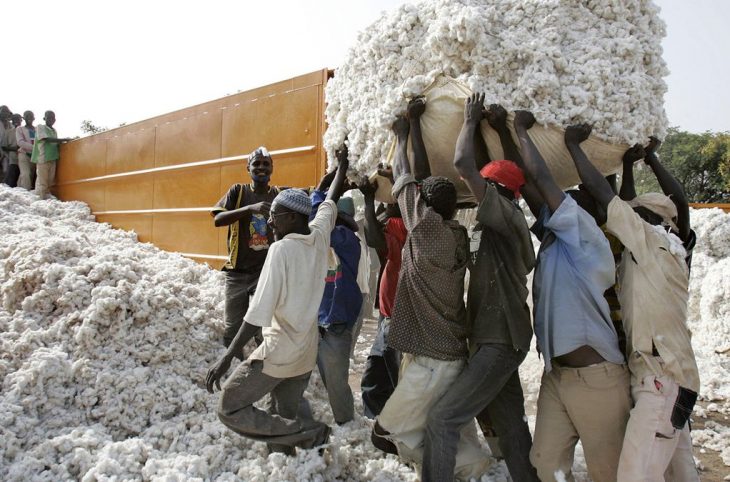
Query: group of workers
204,93,700,482
0,105,69,199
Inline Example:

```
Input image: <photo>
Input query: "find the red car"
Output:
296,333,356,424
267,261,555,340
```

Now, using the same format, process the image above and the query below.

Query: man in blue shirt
310,168,362,425
513,110,631,482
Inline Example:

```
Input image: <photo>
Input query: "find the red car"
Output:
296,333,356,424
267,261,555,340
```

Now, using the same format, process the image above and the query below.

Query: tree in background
635,127,730,202
80,120,107,135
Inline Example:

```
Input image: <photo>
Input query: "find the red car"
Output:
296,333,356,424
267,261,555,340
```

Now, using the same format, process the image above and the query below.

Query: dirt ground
350,317,730,481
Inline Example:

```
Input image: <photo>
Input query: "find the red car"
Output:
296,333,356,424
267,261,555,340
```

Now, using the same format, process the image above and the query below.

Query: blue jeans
317,324,355,424
423,343,538,482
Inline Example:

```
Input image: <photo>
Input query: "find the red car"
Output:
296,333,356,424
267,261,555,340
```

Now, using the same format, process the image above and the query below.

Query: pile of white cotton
1,184,728,480
324,0,668,175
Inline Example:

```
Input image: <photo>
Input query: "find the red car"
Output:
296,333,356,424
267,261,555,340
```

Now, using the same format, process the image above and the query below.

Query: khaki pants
18,151,35,190
530,361,631,482
377,354,491,481
35,161,56,199
618,374,700,482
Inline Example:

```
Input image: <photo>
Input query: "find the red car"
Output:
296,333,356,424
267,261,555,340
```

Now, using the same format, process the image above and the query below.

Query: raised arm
326,144,350,203
359,179,387,251
513,111,564,213
391,116,411,181
619,144,645,201
408,97,430,181
564,124,615,211
487,104,544,216
454,93,487,202
644,136,690,240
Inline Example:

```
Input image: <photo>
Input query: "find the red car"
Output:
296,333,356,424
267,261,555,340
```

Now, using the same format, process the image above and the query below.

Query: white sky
3,0,729,138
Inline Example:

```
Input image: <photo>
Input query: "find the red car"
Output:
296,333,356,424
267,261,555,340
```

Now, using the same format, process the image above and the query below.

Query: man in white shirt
206,150,349,455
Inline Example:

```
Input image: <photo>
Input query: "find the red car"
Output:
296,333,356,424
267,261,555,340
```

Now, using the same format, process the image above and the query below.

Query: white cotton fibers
324,0,668,175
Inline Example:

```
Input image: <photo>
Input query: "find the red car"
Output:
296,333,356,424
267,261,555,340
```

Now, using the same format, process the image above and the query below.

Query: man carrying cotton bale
513,111,631,482
421,94,539,482
359,174,405,419
566,126,701,482
371,98,490,480
205,153,349,454
309,168,362,425
211,147,281,355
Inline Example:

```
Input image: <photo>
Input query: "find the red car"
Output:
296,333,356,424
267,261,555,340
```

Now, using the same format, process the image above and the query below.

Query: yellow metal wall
56,69,330,269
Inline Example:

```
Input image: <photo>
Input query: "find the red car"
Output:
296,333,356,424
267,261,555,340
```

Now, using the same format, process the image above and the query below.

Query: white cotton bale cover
383,76,628,205
325,0,668,189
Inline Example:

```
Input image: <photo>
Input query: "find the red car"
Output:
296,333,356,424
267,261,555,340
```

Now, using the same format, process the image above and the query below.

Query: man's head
12,114,22,127
0,107,11,124
247,146,273,185
336,197,359,231
628,193,678,231
23,110,35,126
44,111,56,127
567,187,606,225
421,176,457,220
480,160,525,200
268,188,311,240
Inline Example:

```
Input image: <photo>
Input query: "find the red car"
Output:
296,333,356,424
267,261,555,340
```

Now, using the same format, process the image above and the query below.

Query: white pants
18,151,35,190
35,161,56,199
618,374,699,482
377,354,491,481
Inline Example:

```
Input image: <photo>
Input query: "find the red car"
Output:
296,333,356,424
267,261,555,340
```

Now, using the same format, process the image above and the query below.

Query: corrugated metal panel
56,69,330,269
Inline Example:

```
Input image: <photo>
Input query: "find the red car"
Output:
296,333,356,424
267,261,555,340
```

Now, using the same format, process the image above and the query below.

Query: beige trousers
377,354,491,481
618,374,700,482
530,361,631,482
18,151,35,190
35,161,56,199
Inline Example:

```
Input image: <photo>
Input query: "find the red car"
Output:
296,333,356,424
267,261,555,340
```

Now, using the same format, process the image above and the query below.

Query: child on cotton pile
514,111,631,482
371,97,491,480
570,132,700,481
308,167,362,425
205,150,349,455
420,95,539,482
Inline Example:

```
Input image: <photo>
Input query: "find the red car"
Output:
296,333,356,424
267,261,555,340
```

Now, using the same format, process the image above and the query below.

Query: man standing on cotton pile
371,98,490,480
16,110,36,190
211,147,281,356
205,150,349,454
421,95,539,482
566,126,701,482
31,110,71,199
514,111,631,482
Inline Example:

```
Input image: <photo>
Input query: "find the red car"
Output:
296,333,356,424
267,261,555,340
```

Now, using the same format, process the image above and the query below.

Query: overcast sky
4,0,728,137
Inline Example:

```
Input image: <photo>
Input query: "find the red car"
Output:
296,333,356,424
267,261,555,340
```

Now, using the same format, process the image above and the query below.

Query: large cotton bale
325,0,668,199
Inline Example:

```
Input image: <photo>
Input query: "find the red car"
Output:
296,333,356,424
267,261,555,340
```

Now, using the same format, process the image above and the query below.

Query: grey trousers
317,324,355,424
423,343,539,482
223,271,261,354
217,360,330,451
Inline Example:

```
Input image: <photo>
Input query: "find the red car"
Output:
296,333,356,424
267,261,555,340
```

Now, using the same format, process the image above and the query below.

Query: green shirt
31,124,59,164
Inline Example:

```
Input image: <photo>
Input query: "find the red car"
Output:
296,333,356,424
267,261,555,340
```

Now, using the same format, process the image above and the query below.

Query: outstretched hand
513,110,536,131
206,354,233,393
248,201,271,215
646,136,661,155
622,144,646,164
464,93,485,125
335,142,349,166
485,104,508,130
407,96,427,120
564,123,592,145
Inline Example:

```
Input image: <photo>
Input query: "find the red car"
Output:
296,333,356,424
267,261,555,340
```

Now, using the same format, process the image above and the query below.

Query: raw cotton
324,0,668,176
2,184,728,481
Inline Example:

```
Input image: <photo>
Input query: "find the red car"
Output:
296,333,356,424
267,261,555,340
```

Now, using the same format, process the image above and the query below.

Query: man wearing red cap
421,94,539,482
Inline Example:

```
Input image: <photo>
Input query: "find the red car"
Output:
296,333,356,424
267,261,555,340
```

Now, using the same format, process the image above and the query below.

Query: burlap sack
383,75,629,205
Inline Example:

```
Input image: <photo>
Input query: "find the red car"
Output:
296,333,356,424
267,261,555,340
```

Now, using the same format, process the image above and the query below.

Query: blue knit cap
271,189,312,216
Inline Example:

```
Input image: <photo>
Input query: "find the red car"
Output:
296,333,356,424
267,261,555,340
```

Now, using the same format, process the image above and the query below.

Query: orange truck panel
56,69,330,269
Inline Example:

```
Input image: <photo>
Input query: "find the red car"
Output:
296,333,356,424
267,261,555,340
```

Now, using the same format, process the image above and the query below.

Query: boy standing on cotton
31,110,71,199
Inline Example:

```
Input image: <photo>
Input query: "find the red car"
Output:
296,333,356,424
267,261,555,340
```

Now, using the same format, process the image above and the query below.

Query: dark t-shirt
468,184,535,352
212,184,280,274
